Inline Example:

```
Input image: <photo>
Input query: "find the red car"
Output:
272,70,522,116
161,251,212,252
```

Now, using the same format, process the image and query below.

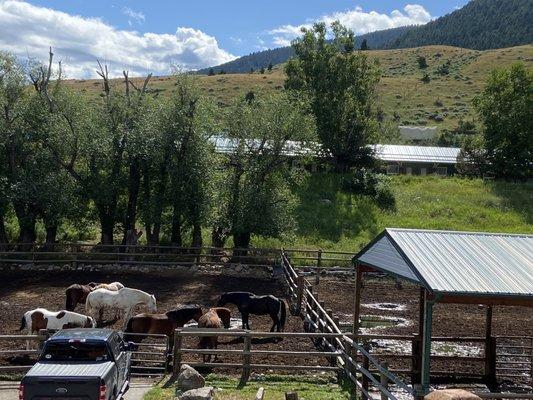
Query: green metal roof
355,228,533,298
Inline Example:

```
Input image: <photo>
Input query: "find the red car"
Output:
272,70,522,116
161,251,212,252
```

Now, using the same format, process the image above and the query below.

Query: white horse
20,308,96,349
85,287,157,330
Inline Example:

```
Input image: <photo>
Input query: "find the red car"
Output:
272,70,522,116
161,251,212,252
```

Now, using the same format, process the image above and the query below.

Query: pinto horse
65,282,100,311
124,305,204,343
20,308,96,349
197,309,223,362
86,287,157,329
217,292,286,332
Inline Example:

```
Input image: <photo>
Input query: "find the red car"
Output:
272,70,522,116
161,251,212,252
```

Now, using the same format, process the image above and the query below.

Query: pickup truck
19,328,134,400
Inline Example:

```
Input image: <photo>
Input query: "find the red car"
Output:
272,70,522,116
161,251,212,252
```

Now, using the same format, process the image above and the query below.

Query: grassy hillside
254,174,533,252
65,45,533,131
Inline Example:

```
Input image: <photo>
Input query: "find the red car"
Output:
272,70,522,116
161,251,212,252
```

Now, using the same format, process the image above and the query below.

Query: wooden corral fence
281,250,417,399
0,243,353,271
0,331,168,377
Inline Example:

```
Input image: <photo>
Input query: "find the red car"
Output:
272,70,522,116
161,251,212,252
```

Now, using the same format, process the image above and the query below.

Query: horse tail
19,314,27,331
278,299,287,331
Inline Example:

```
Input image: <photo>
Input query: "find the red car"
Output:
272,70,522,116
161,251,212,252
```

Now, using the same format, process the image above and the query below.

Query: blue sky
0,0,469,77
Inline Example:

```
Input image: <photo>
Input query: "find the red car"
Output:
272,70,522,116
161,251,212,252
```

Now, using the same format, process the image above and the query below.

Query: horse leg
98,308,104,327
269,314,277,332
123,309,132,331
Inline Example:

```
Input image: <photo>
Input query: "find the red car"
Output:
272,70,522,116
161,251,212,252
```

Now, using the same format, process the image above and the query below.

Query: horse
124,305,204,344
217,292,286,332
197,309,223,362
65,282,100,311
20,308,95,349
94,282,124,291
85,287,157,329
208,307,232,329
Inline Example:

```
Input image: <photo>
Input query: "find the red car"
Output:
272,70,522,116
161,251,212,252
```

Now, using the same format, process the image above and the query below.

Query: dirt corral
1,270,532,386
0,270,324,373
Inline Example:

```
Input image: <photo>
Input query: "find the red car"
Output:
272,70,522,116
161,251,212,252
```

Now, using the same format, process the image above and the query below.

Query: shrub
342,169,396,211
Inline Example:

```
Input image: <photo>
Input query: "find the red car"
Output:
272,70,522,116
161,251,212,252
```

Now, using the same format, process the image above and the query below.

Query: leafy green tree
214,93,316,252
360,38,369,51
267,62,273,72
474,63,532,180
285,22,381,171
208,68,215,76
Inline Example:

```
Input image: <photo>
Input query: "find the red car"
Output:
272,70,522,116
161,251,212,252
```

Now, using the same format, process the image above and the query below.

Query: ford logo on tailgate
55,388,68,394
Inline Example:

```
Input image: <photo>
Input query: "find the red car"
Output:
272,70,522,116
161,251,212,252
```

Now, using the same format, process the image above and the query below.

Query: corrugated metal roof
370,145,460,164
355,228,533,298
210,135,460,164
209,135,314,157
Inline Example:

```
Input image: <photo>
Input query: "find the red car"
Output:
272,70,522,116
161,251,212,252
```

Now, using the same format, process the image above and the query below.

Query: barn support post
420,296,434,398
484,306,497,388
352,266,363,338
412,287,426,385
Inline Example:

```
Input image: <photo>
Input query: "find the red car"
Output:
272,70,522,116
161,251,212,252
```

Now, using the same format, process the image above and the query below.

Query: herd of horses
19,281,287,358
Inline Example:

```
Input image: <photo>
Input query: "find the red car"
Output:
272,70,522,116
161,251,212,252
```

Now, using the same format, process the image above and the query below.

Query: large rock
177,386,215,400
177,364,205,392
426,389,481,400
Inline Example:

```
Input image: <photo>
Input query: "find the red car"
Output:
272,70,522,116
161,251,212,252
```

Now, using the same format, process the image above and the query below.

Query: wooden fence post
315,249,322,285
240,334,252,385
530,337,533,388
380,361,390,400
172,329,183,375
295,276,305,316
362,342,370,400
484,336,497,388
411,334,422,385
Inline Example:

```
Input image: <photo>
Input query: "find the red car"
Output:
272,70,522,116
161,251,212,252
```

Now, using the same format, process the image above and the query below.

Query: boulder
426,389,481,400
177,386,215,400
177,364,205,392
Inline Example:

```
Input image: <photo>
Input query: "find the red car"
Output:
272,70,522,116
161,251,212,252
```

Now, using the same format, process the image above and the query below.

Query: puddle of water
364,302,406,312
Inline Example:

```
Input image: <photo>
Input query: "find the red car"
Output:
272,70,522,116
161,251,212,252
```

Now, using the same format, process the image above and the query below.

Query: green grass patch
253,173,533,252
144,375,350,400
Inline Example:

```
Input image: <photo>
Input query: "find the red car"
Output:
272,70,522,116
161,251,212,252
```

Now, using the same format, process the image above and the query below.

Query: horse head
216,293,228,307
147,294,157,313
86,316,96,328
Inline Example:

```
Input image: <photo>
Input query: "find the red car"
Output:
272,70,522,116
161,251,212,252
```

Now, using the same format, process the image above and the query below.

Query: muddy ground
1,270,531,387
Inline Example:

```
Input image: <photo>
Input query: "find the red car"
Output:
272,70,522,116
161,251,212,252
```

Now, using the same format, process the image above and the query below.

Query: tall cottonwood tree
285,22,380,171
474,63,532,181
213,93,316,253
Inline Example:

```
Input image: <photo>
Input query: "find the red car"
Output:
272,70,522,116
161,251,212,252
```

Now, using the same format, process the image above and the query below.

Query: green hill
66,44,533,130
389,0,533,50
198,0,533,74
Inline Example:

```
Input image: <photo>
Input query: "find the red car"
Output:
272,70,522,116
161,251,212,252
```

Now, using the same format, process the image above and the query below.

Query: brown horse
209,307,232,329
197,309,223,362
124,306,203,344
65,283,100,311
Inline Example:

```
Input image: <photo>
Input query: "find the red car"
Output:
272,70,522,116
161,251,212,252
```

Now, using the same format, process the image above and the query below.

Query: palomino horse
85,287,156,329
197,309,223,362
208,307,232,329
94,282,124,291
65,282,100,311
124,305,203,342
217,292,287,332
20,308,96,349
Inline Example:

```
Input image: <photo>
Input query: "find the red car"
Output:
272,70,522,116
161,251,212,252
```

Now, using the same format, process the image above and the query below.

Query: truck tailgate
23,377,100,400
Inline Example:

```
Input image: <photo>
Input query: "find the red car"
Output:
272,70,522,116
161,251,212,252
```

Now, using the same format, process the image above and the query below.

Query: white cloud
0,0,235,78
268,4,432,47
122,7,145,27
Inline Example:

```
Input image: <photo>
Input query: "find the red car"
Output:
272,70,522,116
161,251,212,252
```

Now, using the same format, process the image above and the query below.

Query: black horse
217,292,286,332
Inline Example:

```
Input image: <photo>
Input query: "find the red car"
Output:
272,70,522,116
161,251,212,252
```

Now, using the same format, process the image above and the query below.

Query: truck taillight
99,384,107,400
18,384,24,400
